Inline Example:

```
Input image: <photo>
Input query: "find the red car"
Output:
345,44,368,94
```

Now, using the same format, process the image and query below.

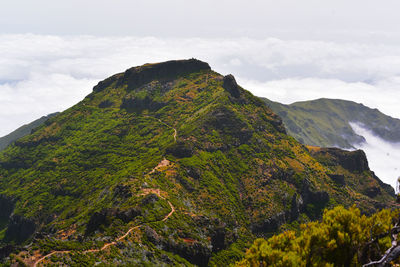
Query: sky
0,0,400,187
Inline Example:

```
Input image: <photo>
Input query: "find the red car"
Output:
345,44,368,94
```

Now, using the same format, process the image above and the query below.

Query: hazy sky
1,1,400,186
2,0,400,39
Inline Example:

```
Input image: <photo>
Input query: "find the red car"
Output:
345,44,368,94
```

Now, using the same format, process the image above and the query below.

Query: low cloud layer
350,123,400,189
1,35,400,186
1,34,399,188
1,35,400,136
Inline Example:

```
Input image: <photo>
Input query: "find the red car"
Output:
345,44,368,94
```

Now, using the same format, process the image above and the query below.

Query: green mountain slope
0,59,394,266
0,113,59,151
263,98,400,148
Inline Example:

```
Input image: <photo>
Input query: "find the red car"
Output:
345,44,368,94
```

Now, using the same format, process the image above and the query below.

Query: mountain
263,98,400,148
0,113,59,151
0,59,394,266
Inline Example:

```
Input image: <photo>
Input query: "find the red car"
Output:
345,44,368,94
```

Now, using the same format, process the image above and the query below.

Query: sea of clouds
0,34,399,187
350,123,400,189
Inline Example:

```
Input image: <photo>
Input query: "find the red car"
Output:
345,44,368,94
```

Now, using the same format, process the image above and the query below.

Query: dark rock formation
251,182,329,234
363,186,381,198
371,172,395,196
120,95,165,112
222,74,241,98
4,215,36,243
0,195,15,220
165,240,212,267
98,100,114,108
113,184,133,199
310,148,369,173
0,244,17,260
184,166,201,180
210,223,228,252
166,142,194,158
85,207,141,235
205,106,253,145
300,179,330,219
93,59,211,92
328,174,346,185
145,225,212,267
251,211,287,234
141,193,159,205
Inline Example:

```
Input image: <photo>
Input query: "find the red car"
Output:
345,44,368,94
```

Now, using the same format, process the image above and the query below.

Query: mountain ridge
0,59,394,266
0,113,59,152
263,97,400,148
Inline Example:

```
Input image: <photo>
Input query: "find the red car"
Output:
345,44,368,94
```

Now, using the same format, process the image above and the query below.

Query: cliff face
0,59,394,266
263,98,400,148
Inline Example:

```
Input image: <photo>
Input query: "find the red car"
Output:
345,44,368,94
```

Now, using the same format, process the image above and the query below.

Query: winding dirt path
32,189,175,267
143,115,177,142
31,116,178,266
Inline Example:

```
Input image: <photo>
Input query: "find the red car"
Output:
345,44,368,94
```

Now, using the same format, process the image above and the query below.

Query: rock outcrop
94,59,211,92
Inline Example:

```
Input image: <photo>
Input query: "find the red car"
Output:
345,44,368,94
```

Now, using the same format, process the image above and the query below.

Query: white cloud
240,77,400,120
1,34,399,190
350,122,400,190
0,34,399,140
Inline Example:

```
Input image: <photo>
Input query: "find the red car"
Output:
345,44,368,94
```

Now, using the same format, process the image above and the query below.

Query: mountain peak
93,58,211,92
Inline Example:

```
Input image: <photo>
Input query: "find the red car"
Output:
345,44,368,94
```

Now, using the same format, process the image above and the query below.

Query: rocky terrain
0,59,394,266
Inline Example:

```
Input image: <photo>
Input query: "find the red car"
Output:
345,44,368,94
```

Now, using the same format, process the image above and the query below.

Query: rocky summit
0,59,394,266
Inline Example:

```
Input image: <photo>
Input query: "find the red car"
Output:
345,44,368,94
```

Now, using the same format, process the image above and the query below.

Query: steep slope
0,113,59,151
263,98,400,148
0,59,394,266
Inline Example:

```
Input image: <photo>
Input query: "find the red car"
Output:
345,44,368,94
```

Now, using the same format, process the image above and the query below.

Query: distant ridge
263,98,400,148
0,112,59,151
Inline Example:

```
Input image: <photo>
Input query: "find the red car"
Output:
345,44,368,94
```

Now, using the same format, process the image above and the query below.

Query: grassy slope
0,113,59,151
263,98,400,148
0,60,394,266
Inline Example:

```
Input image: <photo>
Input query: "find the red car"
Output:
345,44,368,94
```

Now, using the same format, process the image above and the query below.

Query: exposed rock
300,180,330,219
222,74,241,98
98,100,114,108
145,226,162,245
141,193,159,205
0,195,15,220
145,225,212,266
185,166,201,180
290,194,302,221
205,106,253,145
94,59,211,92
251,211,287,234
165,240,211,267
4,215,36,243
175,175,195,192
85,207,141,235
210,223,227,252
310,148,369,173
120,95,165,112
371,172,395,196
166,142,193,158
92,73,123,93
113,184,132,199
0,244,17,260
328,174,346,185
363,186,381,198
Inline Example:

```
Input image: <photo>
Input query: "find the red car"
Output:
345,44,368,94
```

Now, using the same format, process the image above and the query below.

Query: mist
350,122,400,189
1,35,400,137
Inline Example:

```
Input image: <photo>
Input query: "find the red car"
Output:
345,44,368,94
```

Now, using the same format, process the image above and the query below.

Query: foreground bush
237,206,398,266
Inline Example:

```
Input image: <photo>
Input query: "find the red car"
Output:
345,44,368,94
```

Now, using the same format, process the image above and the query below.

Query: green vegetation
0,60,394,266
236,206,399,266
263,98,400,148
0,112,59,151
